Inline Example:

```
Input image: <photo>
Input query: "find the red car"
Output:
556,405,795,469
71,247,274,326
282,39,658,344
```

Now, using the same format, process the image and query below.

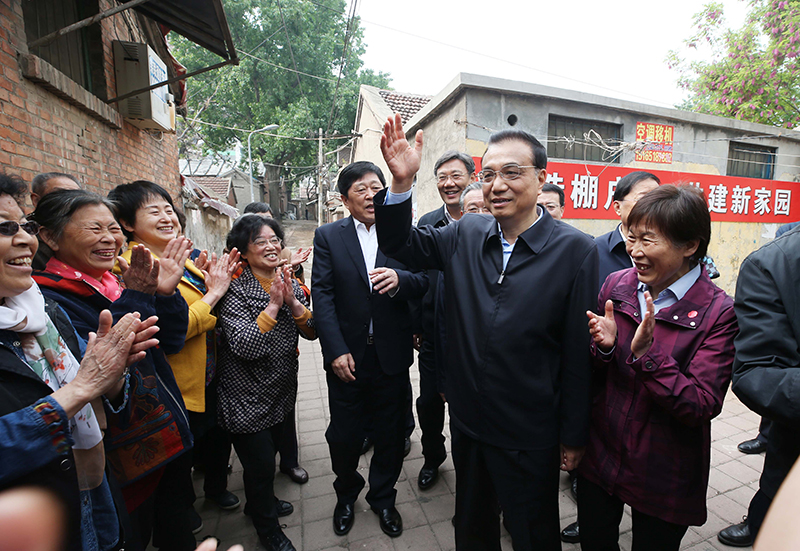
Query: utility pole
317,127,324,226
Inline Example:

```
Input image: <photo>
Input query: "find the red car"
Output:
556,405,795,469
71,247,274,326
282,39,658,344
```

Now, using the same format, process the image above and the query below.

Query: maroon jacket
579,267,738,526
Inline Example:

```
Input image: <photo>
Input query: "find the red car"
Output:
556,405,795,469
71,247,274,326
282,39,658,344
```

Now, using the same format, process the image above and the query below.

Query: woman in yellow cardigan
109,181,242,518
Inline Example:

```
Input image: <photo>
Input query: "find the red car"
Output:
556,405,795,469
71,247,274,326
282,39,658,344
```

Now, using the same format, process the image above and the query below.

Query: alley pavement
186,220,762,551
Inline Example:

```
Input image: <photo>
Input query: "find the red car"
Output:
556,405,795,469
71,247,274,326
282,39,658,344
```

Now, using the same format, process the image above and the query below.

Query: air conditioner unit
113,41,175,132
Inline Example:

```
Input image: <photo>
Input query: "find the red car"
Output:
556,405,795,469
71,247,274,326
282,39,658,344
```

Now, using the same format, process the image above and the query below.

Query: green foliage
172,0,390,182
667,0,800,128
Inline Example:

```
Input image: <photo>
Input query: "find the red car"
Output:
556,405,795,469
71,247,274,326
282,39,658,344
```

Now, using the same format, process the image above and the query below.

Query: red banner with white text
473,158,799,223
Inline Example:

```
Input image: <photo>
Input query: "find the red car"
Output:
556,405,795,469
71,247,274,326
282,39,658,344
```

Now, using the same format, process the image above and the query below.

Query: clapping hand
156,237,193,295
587,300,617,352
290,247,312,268
118,245,159,295
200,248,241,309
380,113,424,191
630,291,655,359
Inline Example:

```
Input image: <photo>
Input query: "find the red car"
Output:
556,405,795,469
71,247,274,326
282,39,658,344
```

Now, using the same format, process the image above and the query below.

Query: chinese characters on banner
635,122,674,164
541,162,797,223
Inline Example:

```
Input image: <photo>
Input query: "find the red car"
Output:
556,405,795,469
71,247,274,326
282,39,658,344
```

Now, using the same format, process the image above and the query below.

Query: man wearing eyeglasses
537,183,565,221
375,114,598,550
312,161,428,539
412,151,477,492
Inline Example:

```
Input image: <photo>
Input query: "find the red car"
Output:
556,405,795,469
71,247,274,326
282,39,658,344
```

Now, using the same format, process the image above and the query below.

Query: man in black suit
593,171,660,289
414,150,477,491
312,161,428,539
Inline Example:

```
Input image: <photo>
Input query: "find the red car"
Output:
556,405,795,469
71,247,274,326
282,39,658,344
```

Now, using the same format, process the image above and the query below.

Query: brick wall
0,0,181,205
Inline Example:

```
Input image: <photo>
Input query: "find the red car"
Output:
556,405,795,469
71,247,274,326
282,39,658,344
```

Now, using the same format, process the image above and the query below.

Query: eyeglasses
0,220,40,237
478,164,538,184
464,206,489,214
436,172,468,184
252,237,282,248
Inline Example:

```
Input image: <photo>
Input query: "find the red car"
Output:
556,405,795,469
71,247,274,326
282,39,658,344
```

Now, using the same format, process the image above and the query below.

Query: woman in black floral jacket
216,215,315,551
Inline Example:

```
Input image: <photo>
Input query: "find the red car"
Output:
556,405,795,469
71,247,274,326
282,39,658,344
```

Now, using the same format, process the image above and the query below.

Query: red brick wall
0,0,181,205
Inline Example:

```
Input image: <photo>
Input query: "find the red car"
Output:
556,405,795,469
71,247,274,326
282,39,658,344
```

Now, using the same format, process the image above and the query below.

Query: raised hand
630,291,655,359
380,113,424,191
226,248,242,272
77,311,141,398
193,250,210,272
587,299,617,352
201,250,240,309
263,271,285,320
127,314,160,364
290,247,312,268
156,237,193,295
118,244,159,295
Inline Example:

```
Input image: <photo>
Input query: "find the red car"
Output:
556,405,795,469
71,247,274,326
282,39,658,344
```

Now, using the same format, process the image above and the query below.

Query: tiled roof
191,176,231,198
378,90,431,124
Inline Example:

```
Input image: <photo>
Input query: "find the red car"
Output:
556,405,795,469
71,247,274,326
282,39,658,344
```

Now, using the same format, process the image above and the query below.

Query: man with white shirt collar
311,161,428,539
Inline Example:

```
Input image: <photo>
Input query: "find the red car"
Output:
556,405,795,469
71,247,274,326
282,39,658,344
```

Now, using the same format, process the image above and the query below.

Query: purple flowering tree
667,0,800,128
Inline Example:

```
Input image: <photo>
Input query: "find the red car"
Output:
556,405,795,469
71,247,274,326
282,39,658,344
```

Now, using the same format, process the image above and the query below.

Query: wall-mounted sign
471,157,798,224
635,122,674,164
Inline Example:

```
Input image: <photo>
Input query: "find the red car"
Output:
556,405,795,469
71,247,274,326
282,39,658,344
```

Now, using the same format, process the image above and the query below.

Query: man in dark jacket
312,161,428,539
717,227,800,547
414,150,477,491
593,171,660,289
376,114,597,550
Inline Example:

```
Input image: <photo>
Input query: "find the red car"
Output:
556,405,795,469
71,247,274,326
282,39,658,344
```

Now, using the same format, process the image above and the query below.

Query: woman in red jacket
579,185,739,551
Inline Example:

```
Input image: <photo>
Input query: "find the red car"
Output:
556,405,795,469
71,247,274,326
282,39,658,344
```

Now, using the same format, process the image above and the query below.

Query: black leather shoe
571,477,578,500
372,506,403,537
190,509,203,534
737,438,767,454
280,466,309,484
260,527,296,551
206,490,241,510
418,466,439,490
333,502,355,535
276,499,294,517
560,521,580,543
403,437,411,458
718,518,753,547
360,437,373,455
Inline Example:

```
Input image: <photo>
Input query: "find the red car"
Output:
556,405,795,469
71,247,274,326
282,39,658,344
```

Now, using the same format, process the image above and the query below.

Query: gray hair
31,189,117,242
459,182,484,211
31,172,79,196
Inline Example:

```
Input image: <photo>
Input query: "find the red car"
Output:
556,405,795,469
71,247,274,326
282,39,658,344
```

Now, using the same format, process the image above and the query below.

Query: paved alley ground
186,220,760,551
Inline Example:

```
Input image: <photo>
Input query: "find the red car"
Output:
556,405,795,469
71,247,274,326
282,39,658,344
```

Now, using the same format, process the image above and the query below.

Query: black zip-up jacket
731,226,800,498
375,190,598,449
413,205,448,337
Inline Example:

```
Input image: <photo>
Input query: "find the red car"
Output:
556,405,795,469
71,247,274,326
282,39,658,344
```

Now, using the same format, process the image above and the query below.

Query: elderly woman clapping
578,185,739,550
0,173,158,551
31,189,196,551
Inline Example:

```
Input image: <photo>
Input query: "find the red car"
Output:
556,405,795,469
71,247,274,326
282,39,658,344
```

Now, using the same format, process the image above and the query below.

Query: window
727,142,776,180
22,0,106,98
547,115,622,164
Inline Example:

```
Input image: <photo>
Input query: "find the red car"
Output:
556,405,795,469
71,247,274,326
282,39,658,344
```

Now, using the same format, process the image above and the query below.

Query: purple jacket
579,267,738,526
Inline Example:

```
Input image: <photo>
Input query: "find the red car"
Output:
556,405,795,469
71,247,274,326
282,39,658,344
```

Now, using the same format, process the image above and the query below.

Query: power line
297,0,679,109
186,117,358,141
276,0,304,95
237,50,337,83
